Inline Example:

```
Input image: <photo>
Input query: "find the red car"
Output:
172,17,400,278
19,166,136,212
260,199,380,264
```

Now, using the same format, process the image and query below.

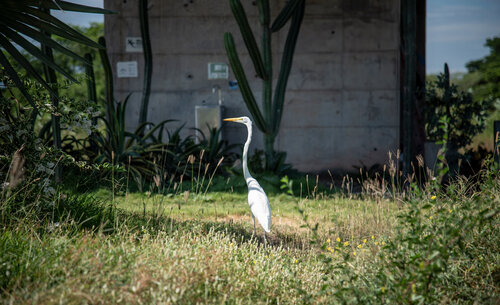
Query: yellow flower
326,238,331,243
429,215,433,220
371,235,375,240
327,246,332,252
448,209,452,213
357,244,362,249
295,259,298,263
381,286,386,293
381,241,385,245
336,237,341,242
419,261,425,270
363,239,367,243
431,195,436,200
352,251,356,256
343,241,349,246
253,260,256,265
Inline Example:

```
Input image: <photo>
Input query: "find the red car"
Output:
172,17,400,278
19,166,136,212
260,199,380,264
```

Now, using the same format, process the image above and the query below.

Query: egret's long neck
242,122,253,182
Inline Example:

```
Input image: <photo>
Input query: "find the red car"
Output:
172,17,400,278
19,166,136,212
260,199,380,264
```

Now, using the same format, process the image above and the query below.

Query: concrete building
103,0,424,173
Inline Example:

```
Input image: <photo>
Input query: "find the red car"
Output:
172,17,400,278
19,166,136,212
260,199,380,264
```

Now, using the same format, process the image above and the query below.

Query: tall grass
0,149,498,304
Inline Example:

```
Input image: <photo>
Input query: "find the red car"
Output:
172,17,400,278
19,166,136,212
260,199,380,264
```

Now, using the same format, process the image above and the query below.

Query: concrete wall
104,0,400,173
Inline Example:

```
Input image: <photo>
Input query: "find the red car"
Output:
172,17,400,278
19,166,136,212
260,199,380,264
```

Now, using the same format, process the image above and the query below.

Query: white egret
224,116,271,243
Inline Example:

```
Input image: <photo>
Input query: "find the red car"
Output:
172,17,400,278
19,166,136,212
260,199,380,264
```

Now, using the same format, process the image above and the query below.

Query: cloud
427,22,500,43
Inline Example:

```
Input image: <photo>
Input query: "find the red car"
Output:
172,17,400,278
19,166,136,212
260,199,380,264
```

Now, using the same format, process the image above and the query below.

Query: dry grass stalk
153,175,161,188
8,145,26,191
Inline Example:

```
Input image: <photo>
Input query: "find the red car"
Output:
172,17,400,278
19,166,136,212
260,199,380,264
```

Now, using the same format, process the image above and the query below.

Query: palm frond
0,0,114,107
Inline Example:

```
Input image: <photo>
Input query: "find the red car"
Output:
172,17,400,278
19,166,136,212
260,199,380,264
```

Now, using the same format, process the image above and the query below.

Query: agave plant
0,0,114,108
224,0,305,171
91,95,173,179
157,124,199,180
196,126,240,174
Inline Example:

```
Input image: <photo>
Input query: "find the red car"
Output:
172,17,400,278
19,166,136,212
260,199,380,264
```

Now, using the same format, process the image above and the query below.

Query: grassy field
109,190,400,244
1,171,499,304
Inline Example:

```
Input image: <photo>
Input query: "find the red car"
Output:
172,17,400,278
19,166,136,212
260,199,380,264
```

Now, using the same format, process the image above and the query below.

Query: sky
427,0,500,74
52,0,500,75
51,0,104,27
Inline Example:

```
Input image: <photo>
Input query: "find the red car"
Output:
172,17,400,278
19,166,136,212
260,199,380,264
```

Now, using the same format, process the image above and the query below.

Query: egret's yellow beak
223,117,241,122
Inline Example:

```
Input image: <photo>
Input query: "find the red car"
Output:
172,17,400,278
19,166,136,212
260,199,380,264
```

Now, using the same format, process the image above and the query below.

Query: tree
465,36,500,148
51,22,105,104
466,37,500,102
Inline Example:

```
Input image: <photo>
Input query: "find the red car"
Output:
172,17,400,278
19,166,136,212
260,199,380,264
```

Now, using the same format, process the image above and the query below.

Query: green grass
1,171,498,304
105,190,399,245
1,222,327,304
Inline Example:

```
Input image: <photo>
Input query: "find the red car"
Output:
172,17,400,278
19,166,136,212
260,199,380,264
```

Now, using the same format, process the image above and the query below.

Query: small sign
126,37,143,52
228,80,238,90
208,62,228,80
117,61,138,78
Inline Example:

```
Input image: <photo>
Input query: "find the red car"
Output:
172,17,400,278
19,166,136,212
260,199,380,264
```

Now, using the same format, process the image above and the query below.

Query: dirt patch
220,214,307,232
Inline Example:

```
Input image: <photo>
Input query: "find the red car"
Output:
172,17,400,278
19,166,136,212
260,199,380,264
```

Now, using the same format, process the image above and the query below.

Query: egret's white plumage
224,116,271,240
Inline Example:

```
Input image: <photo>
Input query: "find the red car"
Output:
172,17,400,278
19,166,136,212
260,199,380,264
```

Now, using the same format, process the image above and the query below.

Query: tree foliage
466,37,500,102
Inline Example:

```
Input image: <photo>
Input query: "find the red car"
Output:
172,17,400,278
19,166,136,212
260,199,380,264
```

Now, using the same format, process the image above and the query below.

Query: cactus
84,53,97,123
97,36,114,125
225,0,305,170
138,0,153,132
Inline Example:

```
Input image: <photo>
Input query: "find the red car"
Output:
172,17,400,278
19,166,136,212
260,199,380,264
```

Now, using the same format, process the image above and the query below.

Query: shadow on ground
119,209,313,250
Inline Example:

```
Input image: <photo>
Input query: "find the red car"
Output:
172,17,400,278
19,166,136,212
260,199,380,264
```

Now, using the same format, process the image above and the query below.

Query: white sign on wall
208,62,229,79
117,61,138,78
126,37,143,52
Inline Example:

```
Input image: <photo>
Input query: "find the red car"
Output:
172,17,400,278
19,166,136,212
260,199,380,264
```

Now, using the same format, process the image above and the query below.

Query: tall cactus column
258,0,273,164
138,0,153,131
225,0,305,171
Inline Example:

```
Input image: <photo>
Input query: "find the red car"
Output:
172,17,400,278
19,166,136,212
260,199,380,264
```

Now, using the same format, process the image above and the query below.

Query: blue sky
53,1,500,75
51,0,104,27
427,0,500,74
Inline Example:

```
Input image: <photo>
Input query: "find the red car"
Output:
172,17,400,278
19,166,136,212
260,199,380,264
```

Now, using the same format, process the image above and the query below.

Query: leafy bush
425,63,494,149
314,165,499,304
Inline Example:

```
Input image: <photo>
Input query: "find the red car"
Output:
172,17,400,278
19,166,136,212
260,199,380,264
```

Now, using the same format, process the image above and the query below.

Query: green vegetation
427,36,500,151
425,63,494,176
1,5,498,305
0,1,111,109
425,63,493,150
1,164,498,304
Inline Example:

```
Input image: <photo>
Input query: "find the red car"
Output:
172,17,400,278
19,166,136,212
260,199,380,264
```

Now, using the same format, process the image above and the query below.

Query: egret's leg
263,231,267,246
252,214,256,237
